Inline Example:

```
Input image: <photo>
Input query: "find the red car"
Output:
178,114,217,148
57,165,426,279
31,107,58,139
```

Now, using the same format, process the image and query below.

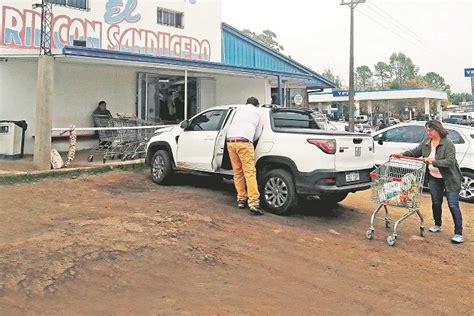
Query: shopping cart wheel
87,155,94,163
385,220,391,228
366,228,375,240
103,158,107,164
386,235,396,246
419,226,425,237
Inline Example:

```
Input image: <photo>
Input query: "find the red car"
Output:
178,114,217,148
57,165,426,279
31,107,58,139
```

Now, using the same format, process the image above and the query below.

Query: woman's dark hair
425,120,448,138
98,101,106,106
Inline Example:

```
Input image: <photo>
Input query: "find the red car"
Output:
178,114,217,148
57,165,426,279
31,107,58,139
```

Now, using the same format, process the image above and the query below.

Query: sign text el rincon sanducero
1,0,212,61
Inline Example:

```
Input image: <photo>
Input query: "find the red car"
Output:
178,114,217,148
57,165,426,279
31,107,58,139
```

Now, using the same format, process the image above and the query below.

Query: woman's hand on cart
390,154,426,163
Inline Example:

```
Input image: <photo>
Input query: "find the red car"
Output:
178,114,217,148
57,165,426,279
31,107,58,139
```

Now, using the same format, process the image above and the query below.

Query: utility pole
33,0,55,169
341,0,365,132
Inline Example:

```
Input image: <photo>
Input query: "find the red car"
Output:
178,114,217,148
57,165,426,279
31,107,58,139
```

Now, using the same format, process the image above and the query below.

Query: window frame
382,126,425,144
49,0,90,11
157,7,184,29
447,129,466,144
270,109,322,131
186,110,227,132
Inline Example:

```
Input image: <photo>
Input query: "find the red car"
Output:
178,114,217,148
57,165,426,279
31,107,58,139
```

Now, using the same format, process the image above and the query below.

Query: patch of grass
0,162,147,186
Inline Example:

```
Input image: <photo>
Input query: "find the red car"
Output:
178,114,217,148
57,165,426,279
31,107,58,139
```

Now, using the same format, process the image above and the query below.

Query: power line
364,3,430,49
357,8,429,51
366,1,433,48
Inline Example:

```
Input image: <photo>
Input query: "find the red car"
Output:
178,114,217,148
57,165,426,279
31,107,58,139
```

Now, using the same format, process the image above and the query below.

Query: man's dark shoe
237,200,247,209
249,205,264,215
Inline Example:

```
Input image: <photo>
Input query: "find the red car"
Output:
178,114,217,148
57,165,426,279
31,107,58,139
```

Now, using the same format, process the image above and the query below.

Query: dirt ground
0,169,473,315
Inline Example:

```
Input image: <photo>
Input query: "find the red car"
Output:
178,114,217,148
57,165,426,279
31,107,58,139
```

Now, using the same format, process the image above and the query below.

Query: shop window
157,7,184,28
137,73,198,123
49,0,89,10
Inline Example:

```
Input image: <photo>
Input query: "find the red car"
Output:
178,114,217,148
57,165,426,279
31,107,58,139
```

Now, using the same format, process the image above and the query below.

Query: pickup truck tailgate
335,135,374,171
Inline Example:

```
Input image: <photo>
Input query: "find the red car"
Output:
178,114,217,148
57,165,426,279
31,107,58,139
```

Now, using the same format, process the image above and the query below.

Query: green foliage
241,29,284,52
389,52,419,84
449,92,472,104
355,65,373,90
423,72,450,93
374,61,392,88
321,68,343,89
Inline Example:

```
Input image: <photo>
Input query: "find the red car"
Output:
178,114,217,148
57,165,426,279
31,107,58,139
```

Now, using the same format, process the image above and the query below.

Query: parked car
355,123,372,134
145,105,375,215
388,117,400,125
372,122,474,203
447,114,472,126
355,115,369,123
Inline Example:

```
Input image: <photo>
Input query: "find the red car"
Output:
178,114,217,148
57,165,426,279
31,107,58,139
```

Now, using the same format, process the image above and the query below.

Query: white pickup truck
145,105,375,215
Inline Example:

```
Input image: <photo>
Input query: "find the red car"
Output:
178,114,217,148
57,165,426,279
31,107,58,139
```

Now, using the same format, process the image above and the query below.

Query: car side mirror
180,120,190,130
378,138,384,145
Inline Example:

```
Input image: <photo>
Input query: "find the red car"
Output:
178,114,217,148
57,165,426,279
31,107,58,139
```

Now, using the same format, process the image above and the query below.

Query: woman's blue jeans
428,176,463,235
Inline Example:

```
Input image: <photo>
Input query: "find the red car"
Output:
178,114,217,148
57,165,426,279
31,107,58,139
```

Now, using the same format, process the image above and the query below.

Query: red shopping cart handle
390,154,425,162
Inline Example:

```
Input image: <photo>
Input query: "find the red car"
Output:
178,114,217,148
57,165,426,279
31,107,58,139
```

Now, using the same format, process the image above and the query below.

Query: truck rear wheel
260,169,297,215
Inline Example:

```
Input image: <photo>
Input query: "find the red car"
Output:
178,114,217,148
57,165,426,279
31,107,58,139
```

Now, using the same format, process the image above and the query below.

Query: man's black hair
98,101,107,106
246,96,259,106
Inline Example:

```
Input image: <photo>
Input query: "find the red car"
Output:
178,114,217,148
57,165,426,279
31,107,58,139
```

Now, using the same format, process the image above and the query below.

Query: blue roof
62,46,320,80
221,23,335,89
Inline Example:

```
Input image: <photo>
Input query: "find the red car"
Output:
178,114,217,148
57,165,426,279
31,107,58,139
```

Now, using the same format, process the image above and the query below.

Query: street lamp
341,0,366,132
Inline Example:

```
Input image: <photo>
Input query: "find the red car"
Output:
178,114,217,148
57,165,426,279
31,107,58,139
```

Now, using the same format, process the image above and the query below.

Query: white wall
0,58,38,154
214,75,268,106
0,59,137,154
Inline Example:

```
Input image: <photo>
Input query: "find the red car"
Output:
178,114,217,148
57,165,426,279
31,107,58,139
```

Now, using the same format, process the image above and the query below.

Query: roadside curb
0,160,146,185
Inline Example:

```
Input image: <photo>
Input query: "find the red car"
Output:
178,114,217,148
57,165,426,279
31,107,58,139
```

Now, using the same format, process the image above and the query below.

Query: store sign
293,94,304,106
332,90,350,97
465,68,474,77
0,0,214,61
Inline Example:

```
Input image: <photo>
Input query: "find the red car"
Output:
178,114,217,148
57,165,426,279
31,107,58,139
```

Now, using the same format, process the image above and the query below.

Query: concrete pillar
436,100,442,117
354,100,360,116
33,55,55,170
367,100,373,114
424,98,430,116
277,75,283,106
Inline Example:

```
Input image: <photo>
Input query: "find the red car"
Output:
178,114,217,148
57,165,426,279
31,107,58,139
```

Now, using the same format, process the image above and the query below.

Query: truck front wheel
260,169,297,215
150,150,173,184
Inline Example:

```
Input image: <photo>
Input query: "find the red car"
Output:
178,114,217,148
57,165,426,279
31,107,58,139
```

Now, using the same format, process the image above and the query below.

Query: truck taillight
307,139,336,154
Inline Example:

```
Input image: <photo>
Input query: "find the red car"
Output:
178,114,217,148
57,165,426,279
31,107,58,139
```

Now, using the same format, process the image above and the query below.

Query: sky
221,0,473,93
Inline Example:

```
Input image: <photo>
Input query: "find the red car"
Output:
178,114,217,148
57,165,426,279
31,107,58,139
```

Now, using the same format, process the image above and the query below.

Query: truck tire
260,169,297,215
150,150,173,184
319,192,348,205
460,170,474,203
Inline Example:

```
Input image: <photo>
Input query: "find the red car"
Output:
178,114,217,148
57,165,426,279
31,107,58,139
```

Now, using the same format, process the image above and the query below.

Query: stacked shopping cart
88,115,156,163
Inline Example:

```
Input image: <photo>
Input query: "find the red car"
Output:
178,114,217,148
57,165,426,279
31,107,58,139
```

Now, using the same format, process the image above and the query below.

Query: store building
0,0,334,155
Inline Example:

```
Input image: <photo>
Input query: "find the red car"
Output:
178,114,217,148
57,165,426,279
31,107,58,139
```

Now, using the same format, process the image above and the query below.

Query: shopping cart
88,115,116,162
366,155,426,246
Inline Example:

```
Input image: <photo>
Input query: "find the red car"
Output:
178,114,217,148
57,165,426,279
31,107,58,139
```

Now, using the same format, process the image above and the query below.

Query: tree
355,65,373,90
423,72,450,93
321,68,342,89
389,52,419,85
374,61,392,89
241,29,284,52
449,92,472,104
